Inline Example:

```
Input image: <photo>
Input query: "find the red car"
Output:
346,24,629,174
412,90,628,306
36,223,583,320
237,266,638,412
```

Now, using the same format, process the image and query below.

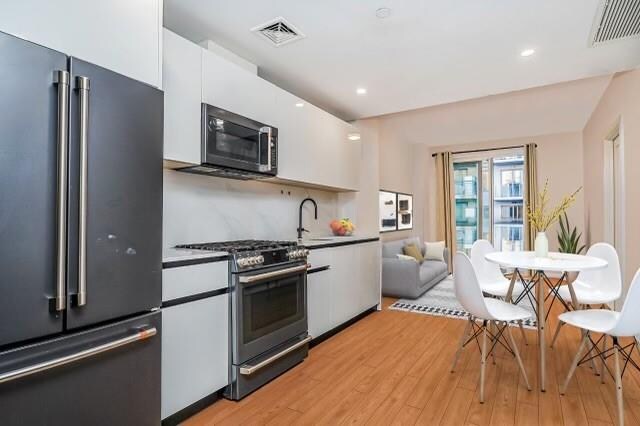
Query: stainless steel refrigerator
0,31,163,425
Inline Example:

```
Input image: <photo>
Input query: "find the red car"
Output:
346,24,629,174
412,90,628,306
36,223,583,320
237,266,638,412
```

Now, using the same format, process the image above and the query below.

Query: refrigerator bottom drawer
0,311,161,426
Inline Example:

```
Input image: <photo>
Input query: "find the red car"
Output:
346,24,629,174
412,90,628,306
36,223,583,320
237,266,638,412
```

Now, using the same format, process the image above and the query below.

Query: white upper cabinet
201,48,277,126
163,29,201,164
162,28,360,191
274,91,361,191
0,0,162,88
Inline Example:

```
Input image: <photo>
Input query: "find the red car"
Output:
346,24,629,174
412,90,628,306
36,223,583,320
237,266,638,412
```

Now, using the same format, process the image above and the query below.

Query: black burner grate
175,239,297,253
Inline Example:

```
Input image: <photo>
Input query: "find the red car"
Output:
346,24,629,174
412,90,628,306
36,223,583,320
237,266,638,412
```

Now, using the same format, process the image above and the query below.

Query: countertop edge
162,254,229,269
305,237,380,250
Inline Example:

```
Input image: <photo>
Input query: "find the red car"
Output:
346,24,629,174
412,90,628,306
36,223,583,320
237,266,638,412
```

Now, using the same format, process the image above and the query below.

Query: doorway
604,121,625,300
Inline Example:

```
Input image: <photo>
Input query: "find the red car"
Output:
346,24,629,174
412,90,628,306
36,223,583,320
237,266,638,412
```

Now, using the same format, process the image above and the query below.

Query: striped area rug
388,275,537,329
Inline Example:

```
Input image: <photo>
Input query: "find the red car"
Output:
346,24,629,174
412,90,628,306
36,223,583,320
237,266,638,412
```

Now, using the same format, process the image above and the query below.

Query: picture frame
379,190,413,232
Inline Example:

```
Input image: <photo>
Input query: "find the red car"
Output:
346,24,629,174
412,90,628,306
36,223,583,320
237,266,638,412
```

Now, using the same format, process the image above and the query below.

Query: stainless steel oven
232,262,308,365
200,104,277,178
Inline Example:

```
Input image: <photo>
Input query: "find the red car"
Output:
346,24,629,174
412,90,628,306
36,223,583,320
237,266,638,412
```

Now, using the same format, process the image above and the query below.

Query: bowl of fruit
329,218,355,236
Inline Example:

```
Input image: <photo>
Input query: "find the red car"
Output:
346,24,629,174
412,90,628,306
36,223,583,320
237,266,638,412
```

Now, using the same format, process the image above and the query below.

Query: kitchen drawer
162,261,228,302
161,294,229,419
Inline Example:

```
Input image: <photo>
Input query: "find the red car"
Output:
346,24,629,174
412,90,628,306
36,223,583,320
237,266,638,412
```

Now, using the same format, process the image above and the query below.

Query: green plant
557,212,585,254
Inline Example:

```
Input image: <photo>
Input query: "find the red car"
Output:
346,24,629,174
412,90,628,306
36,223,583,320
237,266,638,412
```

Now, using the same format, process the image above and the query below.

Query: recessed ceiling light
348,133,361,141
295,102,304,107
520,48,535,57
356,87,367,95
376,7,391,19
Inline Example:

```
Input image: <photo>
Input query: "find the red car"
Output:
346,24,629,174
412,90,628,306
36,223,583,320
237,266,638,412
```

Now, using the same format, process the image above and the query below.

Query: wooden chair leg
614,343,624,426
451,318,472,373
561,332,590,395
480,323,487,403
601,336,607,384
550,321,564,349
507,323,531,390
518,321,528,346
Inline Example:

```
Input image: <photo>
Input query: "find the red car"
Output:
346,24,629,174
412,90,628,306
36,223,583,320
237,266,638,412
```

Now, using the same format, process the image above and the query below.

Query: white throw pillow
396,254,418,262
424,241,446,262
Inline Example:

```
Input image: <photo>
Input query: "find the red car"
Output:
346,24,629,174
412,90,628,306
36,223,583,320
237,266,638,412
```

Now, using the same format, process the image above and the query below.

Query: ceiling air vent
590,0,640,46
251,17,305,47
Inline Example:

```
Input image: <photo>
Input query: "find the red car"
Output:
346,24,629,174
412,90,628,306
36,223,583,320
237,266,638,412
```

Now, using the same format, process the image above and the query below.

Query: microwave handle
259,126,272,172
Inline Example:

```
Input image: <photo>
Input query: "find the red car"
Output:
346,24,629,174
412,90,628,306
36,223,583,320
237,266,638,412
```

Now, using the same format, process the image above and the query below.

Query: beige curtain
435,152,456,272
524,143,538,250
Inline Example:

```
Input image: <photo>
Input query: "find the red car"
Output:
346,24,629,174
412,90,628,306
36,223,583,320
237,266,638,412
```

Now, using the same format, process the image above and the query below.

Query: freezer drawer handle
239,264,309,284
239,335,312,376
76,76,90,307
53,70,70,312
0,326,156,385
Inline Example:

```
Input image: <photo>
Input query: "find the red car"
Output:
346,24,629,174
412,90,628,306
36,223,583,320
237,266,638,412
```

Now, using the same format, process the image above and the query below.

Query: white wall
163,170,340,247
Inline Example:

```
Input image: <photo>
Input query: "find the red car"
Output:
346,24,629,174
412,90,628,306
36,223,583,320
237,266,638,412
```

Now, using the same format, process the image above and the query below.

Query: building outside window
453,152,525,253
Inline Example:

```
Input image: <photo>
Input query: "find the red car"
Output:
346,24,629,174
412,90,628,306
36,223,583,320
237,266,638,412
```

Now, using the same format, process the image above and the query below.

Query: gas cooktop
175,239,298,253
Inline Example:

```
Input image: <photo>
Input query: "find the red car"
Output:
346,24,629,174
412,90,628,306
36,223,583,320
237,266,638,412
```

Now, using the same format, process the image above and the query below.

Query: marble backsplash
163,169,340,248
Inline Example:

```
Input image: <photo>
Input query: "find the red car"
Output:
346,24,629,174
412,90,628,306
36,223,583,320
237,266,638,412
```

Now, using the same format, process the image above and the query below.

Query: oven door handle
239,335,312,376
239,264,309,284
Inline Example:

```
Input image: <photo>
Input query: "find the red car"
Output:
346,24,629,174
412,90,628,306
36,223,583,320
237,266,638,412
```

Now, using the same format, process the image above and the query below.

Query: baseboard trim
161,388,225,426
309,306,377,348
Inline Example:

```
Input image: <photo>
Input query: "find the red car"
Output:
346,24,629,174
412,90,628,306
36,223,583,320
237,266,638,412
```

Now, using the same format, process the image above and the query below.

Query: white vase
535,231,549,258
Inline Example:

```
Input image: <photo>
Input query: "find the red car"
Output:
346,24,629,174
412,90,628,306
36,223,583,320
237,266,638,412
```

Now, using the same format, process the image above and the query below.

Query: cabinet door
359,242,382,311
307,268,332,339
163,29,202,164
161,295,229,419
273,90,312,184
0,0,162,87
202,49,276,125
329,246,361,326
307,249,333,338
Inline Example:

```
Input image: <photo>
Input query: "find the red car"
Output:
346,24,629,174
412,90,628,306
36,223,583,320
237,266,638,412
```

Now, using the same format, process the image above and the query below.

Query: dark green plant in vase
557,212,585,254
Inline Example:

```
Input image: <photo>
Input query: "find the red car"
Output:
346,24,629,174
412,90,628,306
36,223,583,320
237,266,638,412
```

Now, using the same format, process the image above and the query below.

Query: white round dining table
484,251,607,391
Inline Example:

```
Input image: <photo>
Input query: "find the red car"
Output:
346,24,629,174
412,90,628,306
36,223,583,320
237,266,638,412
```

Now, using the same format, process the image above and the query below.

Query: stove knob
303,249,310,257
237,258,249,267
257,255,265,263
249,257,258,265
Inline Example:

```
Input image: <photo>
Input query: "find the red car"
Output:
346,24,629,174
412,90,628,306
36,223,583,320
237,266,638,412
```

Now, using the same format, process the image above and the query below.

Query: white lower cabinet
161,294,229,419
307,241,381,339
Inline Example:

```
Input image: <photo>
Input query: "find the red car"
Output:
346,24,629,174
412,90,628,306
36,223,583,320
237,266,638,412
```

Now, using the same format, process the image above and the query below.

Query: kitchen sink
309,237,335,241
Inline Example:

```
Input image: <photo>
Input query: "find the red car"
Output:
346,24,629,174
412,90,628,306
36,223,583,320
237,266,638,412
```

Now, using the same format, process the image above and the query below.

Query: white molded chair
470,239,526,299
451,252,532,403
470,239,529,344
560,269,640,426
550,242,622,348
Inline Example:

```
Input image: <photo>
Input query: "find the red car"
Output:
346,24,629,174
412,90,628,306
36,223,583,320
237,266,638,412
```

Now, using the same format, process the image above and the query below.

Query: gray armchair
381,237,450,299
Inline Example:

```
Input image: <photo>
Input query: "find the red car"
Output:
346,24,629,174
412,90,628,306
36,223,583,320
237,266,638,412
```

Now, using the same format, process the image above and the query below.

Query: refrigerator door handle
53,70,70,312
76,76,90,307
0,327,157,385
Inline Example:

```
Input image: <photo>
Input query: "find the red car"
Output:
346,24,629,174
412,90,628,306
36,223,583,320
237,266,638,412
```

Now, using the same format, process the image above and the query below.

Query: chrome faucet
297,198,318,240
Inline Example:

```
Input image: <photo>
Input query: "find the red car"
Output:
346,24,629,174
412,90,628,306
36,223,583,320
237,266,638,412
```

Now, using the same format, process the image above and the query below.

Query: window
453,152,525,253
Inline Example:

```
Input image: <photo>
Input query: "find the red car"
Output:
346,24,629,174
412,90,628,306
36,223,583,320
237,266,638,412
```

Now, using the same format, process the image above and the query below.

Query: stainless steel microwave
183,104,278,180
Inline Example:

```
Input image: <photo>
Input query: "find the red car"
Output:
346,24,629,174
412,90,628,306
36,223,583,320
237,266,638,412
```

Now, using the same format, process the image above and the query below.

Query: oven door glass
235,268,307,363
205,115,268,170
243,274,304,343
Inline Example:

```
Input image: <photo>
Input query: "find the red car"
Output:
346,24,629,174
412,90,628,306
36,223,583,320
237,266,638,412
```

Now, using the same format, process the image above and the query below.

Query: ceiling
374,74,612,146
164,0,640,121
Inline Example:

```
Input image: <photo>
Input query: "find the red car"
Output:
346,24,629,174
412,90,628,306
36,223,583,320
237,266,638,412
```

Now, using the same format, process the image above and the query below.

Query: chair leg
550,321,564,349
601,335,608,384
561,332,590,395
507,323,531,390
480,322,487,403
614,342,624,426
518,321,528,346
451,318,472,373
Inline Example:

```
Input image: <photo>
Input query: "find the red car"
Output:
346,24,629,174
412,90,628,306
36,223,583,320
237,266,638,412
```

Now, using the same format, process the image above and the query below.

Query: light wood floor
185,297,640,425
